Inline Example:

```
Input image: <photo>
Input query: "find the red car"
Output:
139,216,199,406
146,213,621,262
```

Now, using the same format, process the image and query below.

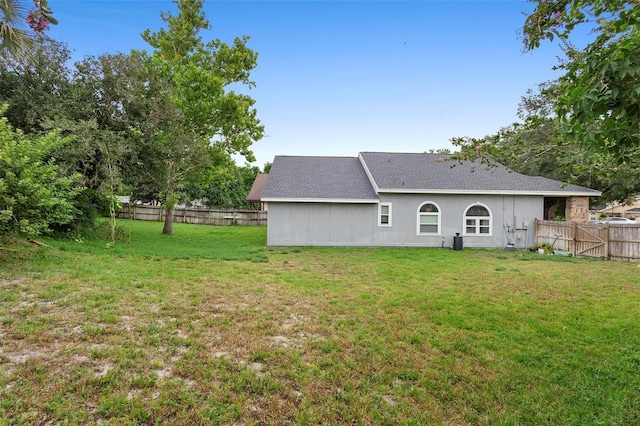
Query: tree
137,0,264,234
184,162,262,209
0,107,82,238
0,39,150,231
522,0,640,164
0,0,57,57
0,37,73,134
451,81,640,203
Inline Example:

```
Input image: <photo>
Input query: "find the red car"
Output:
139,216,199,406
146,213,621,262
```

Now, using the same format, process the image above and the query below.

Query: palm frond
0,1,34,57
0,0,28,25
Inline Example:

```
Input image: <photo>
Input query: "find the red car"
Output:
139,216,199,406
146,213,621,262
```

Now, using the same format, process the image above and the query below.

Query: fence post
572,221,577,257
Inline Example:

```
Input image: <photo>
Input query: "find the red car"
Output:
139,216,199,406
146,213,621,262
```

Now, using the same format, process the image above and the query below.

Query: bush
0,111,83,238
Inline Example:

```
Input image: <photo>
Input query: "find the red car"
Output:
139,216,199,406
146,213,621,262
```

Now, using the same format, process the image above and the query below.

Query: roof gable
359,152,601,196
246,173,268,202
261,156,379,202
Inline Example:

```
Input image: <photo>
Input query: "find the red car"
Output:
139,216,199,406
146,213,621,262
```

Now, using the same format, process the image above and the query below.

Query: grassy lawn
1,220,639,425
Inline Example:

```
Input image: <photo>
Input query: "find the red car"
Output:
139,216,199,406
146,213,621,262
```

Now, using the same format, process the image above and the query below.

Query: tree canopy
0,5,266,240
523,0,640,164
452,1,640,204
451,81,640,204
136,0,264,234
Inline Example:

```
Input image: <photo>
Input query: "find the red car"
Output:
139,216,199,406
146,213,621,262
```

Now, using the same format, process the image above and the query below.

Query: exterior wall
267,194,543,248
375,194,541,248
266,203,379,246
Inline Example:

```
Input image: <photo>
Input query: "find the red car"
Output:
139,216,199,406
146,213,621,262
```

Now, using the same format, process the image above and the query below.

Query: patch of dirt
120,315,134,332
156,367,172,380
0,278,27,288
282,313,307,330
1,349,45,364
94,363,111,378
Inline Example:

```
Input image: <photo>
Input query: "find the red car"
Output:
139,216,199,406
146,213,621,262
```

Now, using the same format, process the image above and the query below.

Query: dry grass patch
1,222,639,424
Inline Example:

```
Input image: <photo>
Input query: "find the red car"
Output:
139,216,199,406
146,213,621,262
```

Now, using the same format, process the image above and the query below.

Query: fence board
535,219,640,262
609,225,640,262
117,204,267,226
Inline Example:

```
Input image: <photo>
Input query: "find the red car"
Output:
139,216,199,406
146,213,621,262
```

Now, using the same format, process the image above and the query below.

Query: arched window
464,204,491,235
418,202,440,235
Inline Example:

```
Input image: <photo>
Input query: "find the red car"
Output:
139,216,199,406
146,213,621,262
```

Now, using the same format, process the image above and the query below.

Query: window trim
378,202,392,227
416,201,441,235
463,203,492,236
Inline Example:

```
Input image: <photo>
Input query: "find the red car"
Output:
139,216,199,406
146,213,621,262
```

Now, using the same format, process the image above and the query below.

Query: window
379,203,392,226
464,204,491,235
418,202,440,234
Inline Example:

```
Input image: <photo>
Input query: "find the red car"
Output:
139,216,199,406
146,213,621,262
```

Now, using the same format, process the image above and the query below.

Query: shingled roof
261,156,379,202
360,152,601,196
261,152,601,201
246,173,269,202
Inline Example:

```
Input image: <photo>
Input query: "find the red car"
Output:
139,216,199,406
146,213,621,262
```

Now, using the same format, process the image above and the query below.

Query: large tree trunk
162,206,174,235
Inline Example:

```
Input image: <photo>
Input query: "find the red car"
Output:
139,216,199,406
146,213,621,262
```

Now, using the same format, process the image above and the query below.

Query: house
595,196,640,220
259,152,601,248
246,173,269,211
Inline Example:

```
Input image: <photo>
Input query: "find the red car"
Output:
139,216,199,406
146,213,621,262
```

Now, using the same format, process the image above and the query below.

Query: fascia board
261,197,380,204
376,188,602,197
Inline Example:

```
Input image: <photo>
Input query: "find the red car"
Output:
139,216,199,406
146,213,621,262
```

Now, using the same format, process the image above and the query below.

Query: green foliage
135,0,264,234
90,220,131,244
451,81,640,204
0,10,266,236
0,0,34,56
0,39,138,231
523,0,640,164
0,109,82,238
0,37,73,134
453,1,640,199
184,162,261,209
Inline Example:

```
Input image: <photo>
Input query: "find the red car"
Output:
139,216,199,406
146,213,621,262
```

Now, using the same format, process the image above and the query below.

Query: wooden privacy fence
117,203,267,226
535,219,640,261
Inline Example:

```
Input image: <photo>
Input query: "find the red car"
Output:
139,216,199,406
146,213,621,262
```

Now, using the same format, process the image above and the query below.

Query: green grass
1,219,639,425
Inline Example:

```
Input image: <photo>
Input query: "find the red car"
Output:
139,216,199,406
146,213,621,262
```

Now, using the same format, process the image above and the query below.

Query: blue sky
48,0,566,168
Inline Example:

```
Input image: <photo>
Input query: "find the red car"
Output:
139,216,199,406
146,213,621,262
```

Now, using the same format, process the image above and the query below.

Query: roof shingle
261,156,379,201
360,152,601,195
261,152,601,200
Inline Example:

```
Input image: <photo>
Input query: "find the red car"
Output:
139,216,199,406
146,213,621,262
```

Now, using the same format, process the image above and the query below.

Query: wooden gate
535,219,640,261
573,223,607,258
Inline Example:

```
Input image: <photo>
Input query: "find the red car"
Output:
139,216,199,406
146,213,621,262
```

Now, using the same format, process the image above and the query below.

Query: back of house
259,152,601,248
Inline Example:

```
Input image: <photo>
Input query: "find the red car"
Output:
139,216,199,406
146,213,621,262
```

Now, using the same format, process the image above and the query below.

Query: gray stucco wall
266,194,542,248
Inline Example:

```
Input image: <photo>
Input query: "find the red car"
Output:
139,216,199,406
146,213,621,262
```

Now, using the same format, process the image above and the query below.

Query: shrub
0,110,83,238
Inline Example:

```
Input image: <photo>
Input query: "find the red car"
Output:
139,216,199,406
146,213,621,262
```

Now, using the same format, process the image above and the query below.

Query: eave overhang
261,197,380,204
375,188,602,197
